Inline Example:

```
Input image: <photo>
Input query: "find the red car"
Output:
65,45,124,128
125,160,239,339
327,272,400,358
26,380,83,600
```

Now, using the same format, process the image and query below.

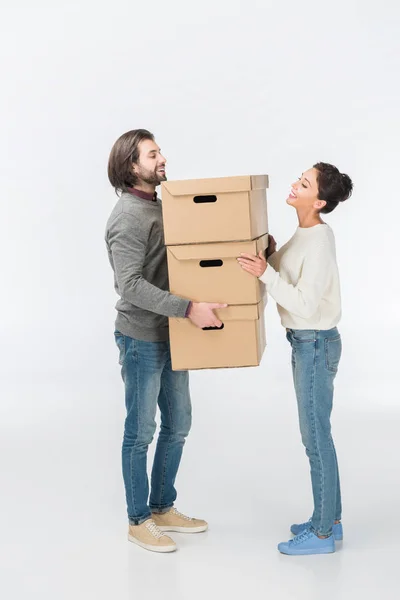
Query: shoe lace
145,519,165,539
292,530,312,545
172,508,193,521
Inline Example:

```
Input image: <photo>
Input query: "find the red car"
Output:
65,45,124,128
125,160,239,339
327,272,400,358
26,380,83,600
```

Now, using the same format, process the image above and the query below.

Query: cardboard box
167,234,268,305
169,303,266,370
161,175,269,245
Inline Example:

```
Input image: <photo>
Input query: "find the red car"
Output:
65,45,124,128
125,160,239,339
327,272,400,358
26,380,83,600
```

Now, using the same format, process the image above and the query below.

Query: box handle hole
202,324,225,331
193,195,217,203
199,259,223,268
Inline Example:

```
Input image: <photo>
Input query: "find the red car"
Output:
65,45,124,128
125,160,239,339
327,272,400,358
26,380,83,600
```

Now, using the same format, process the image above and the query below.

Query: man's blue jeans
115,332,192,525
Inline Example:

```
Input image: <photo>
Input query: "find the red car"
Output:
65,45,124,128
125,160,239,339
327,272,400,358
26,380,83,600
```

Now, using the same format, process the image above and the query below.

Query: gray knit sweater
105,192,190,341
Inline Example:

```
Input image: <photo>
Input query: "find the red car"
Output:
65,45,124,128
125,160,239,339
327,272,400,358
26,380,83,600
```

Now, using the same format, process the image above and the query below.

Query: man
105,129,225,553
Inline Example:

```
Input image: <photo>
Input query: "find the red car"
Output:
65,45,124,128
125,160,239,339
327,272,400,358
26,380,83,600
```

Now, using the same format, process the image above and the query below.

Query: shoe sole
128,534,177,553
156,525,208,534
280,547,336,556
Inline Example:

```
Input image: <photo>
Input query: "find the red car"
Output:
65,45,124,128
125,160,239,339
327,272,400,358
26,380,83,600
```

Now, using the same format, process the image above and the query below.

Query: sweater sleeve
260,237,331,319
108,214,190,318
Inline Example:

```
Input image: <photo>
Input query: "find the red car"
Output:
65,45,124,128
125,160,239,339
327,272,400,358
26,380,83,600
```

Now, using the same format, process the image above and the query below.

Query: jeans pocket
114,331,126,365
291,330,316,343
325,336,342,373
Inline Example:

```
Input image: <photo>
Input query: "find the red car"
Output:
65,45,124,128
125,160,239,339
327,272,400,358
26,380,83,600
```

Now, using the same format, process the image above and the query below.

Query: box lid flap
162,175,269,197
256,233,269,253
170,302,262,324
168,240,259,261
214,302,262,321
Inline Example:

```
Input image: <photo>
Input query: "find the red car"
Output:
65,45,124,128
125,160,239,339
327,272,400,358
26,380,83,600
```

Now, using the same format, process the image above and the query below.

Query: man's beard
137,166,167,186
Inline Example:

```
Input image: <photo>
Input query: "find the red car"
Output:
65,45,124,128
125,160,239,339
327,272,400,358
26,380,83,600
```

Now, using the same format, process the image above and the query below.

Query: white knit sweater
260,224,341,330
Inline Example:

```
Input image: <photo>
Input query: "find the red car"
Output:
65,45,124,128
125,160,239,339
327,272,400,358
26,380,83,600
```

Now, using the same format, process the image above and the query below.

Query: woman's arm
239,238,332,319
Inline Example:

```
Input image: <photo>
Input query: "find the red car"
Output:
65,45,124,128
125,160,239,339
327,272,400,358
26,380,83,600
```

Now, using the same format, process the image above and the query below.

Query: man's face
133,139,167,186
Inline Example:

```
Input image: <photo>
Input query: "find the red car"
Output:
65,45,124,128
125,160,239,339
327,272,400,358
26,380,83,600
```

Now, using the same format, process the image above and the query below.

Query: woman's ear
314,199,326,211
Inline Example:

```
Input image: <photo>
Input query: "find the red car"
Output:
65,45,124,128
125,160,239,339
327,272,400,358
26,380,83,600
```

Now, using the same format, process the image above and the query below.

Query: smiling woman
288,163,353,215
238,162,353,556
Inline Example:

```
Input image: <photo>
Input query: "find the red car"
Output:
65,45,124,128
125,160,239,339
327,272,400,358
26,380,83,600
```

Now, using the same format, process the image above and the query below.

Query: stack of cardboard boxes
161,175,269,371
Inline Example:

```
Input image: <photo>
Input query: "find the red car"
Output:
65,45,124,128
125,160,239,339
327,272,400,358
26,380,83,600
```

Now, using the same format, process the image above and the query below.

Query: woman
238,162,353,555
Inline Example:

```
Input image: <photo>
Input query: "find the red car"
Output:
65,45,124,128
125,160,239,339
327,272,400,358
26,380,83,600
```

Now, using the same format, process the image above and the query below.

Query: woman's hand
237,251,268,278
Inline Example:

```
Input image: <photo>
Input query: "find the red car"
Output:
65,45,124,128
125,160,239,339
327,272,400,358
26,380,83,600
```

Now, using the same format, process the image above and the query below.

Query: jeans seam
158,383,175,508
115,332,126,367
325,338,339,373
310,337,326,535
120,336,126,365
130,346,139,520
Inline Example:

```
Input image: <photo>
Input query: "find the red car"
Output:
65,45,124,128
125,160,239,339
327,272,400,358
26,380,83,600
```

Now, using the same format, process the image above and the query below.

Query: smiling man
105,129,225,553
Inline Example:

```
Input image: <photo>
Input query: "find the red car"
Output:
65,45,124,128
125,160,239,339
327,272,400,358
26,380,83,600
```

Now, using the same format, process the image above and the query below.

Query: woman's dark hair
108,129,154,194
313,162,353,214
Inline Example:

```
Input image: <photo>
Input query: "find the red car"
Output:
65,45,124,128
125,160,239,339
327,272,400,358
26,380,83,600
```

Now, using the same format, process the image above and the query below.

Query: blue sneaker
278,529,335,555
290,519,343,541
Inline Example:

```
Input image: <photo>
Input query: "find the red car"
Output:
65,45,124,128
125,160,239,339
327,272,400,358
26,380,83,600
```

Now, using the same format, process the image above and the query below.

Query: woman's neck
296,209,325,229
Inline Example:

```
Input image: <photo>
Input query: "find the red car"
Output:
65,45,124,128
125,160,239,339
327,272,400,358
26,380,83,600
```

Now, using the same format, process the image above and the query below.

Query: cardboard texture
163,173,269,370
169,303,266,371
161,175,269,245
167,234,269,305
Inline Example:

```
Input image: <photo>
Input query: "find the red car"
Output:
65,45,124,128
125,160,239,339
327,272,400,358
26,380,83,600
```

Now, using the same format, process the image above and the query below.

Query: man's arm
108,214,189,318
108,214,226,327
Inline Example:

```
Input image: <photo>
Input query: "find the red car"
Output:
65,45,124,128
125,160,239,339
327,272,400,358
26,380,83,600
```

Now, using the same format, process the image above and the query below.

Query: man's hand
187,302,228,329
266,235,277,258
237,251,268,278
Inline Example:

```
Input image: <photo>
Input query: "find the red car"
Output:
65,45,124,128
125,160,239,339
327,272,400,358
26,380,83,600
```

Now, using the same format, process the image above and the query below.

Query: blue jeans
286,327,342,537
114,332,192,525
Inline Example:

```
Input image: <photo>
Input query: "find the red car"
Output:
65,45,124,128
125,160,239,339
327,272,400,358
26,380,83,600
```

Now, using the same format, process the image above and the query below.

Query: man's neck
134,182,156,195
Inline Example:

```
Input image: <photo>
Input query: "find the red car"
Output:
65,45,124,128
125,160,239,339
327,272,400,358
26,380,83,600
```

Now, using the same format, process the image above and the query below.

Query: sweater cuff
185,301,192,318
260,264,278,287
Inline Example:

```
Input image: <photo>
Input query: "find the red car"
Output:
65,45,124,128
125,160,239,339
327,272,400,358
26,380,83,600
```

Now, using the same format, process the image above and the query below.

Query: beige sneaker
152,508,208,533
128,518,177,553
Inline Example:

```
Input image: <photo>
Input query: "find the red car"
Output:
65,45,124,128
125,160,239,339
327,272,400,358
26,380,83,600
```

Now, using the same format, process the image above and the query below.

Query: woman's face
286,167,325,211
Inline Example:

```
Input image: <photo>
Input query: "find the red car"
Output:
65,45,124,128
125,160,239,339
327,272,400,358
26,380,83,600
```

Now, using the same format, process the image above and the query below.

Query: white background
1,1,400,599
